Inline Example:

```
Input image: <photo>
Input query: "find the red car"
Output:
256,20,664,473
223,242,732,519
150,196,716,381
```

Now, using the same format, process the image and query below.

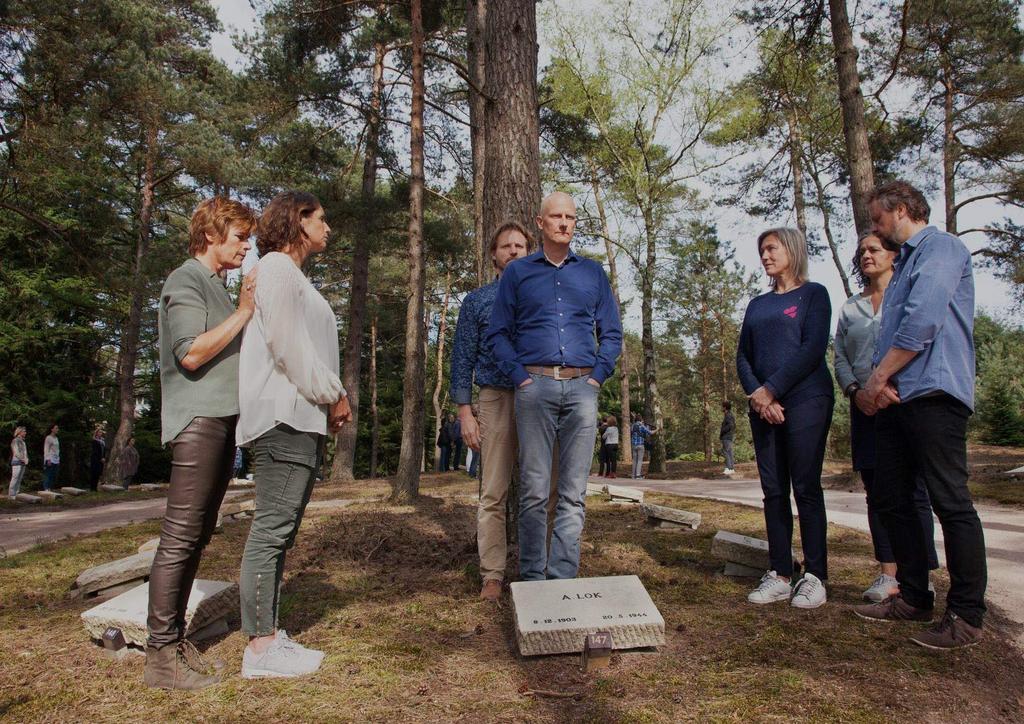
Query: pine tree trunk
482,0,540,233
942,70,957,234
640,212,665,473
807,158,854,297
331,36,386,483
103,124,157,488
828,0,875,237
467,0,487,285
785,106,808,240
368,311,380,478
590,163,631,465
700,313,711,462
392,0,427,502
432,273,451,471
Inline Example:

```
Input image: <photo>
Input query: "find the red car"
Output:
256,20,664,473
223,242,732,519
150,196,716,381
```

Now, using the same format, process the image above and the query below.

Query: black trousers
749,395,833,579
874,394,987,627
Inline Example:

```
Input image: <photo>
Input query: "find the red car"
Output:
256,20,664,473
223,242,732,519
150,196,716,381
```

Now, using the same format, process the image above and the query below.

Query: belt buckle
552,365,562,380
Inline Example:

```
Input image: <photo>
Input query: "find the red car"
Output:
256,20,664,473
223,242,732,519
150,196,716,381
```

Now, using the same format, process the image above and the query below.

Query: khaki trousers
477,387,516,582
477,386,558,582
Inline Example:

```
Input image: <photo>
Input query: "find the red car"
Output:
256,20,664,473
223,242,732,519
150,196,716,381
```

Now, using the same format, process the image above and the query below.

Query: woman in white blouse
237,191,351,679
834,233,937,604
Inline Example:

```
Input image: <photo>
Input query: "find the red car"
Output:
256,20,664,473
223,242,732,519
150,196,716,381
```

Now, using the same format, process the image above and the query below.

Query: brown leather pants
147,416,236,649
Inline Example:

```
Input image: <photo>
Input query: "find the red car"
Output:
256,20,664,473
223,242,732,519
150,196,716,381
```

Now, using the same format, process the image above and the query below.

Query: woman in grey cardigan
145,197,258,690
834,233,938,604
8,426,28,498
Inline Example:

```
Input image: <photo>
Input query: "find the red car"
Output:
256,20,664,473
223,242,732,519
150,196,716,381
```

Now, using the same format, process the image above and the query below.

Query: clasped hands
748,386,785,424
328,395,353,433
859,371,900,415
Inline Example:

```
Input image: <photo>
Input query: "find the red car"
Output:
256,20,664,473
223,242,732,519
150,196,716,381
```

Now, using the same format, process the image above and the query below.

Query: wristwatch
844,382,861,399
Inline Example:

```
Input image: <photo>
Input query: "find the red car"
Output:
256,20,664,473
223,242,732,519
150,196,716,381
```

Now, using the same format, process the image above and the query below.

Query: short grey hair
13,426,25,437
757,227,809,288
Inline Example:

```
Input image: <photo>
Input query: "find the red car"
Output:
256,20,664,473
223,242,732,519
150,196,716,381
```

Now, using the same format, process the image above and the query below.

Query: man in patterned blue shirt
450,221,534,601
487,192,622,581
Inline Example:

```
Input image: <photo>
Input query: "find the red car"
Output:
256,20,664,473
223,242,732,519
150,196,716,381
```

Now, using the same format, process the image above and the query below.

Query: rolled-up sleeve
891,238,968,352
164,272,207,363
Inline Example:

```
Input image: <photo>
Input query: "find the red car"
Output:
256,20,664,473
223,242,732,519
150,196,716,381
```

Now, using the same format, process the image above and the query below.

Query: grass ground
0,487,168,512
1,473,1022,722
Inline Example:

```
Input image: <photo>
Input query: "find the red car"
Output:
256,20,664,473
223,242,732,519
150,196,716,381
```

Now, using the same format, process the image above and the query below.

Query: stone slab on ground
137,537,160,554
98,485,125,493
710,530,797,571
585,483,604,497
605,485,644,503
511,575,665,656
640,503,700,530
1007,465,1024,477
15,493,42,504
229,478,255,488
139,483,167,491
81,579,238,647
37,490,63,502
60,487,87,496
723,561,764,578
219,499,255,518
71,551,155,599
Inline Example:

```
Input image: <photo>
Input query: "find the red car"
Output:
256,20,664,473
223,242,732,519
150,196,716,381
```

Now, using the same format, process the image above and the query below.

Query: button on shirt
486,249,622,387
449,279,513,405
873,226,976,410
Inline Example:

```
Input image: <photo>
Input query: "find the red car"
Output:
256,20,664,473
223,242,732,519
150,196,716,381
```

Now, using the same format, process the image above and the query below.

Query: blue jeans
515,373,599,580
43,462,59,491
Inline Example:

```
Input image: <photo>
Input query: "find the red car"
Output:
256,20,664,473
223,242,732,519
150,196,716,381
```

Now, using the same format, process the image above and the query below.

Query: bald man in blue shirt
487,192,622,580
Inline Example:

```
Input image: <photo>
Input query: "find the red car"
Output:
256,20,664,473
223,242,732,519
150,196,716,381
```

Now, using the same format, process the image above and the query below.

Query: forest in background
2,0,1023,495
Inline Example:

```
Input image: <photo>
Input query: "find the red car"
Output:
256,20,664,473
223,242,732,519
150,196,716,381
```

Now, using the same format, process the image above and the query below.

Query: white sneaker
862,573,900,602
790,572,826,609
747,571,792,604
241,630,324,679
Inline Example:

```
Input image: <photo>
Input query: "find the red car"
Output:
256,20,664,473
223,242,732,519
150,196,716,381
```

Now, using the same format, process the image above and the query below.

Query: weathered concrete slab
723,561,764,578
511,575,665,656
71,551,155,599
585,483,605,497
710,530,798,572
139,483,167,491
60,487,87,496
37,490,64,502
14,493,42,504
640,503,701,530
81,579,237,647
98,484,125,493
137,537,161,554
605,485,644,503
219,499,255,518
229,478,255,488
1006,465,1024,477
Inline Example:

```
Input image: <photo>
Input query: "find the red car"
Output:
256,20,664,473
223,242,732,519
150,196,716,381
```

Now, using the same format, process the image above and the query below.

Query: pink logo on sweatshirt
783,305,798,318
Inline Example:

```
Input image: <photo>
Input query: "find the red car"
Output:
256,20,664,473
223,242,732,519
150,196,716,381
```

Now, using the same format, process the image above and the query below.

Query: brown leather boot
480,579,502,602
143,642,221,690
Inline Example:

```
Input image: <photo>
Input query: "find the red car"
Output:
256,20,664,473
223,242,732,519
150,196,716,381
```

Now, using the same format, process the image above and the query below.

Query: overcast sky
209,0,1021,329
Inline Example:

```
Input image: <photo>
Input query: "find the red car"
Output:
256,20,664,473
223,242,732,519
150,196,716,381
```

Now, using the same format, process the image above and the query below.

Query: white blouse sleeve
257,255,345,405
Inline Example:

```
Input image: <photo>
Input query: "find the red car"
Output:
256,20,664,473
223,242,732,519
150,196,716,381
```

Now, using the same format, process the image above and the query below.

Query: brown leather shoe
909,611,982,650
853,594,933,623
143,642,221,690
480,579,502,602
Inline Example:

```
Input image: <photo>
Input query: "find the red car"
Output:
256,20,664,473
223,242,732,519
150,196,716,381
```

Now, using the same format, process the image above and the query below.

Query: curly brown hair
851,231,900,289
188,197,258,256
256,191,322,257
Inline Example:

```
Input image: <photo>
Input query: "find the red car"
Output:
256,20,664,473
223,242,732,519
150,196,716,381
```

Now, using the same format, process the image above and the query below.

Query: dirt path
0,490,247,556
627,474,1024,648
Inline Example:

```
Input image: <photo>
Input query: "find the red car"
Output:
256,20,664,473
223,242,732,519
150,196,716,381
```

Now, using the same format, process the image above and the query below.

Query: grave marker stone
71,551,155,599
640,503,701,530
98,484,125,493
605,485,644,504
511,575,664,656
81,580,238,647
37,490,63,502
60,487,86,496
14,493,42,504
711,530,797,572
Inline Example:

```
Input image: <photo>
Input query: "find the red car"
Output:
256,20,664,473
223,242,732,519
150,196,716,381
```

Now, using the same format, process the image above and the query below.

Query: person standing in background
601,416,619,479
9,426,28,498
42,424,60,491
121,436,140,488
597,417,610,477
630,414,656,480
720,401,735,475
437,413,453,472
89,425,106,491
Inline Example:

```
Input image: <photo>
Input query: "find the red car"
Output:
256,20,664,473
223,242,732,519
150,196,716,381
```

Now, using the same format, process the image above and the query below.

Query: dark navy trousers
749,395,833,580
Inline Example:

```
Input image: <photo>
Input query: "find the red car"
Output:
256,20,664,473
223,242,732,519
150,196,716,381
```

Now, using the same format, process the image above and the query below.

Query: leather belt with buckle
524,365,593,380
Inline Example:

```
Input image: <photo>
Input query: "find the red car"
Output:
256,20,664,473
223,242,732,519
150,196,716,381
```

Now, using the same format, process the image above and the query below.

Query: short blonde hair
757,227,809,288
13,426,25,437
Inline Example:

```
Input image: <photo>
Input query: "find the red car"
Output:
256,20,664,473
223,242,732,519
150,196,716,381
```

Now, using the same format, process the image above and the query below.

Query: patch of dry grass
1,475,1022,722
0,487,168,512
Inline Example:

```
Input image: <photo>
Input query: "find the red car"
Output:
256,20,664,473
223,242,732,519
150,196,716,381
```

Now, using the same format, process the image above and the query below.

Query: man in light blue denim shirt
853,181,987,651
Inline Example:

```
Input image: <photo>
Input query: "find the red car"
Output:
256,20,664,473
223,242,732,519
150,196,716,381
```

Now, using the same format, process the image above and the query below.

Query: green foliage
974,314,1024,446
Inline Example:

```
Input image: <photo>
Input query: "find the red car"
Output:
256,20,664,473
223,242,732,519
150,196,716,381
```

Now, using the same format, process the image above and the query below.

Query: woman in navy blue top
737,227,834,610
